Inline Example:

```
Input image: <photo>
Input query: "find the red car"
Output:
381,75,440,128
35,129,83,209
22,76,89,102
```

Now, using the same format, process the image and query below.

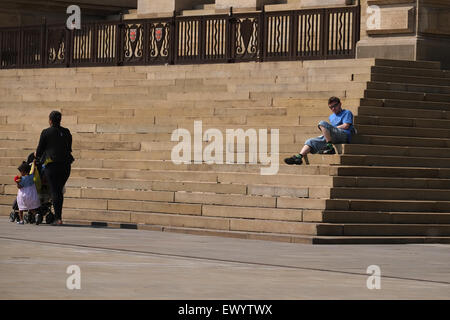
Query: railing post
18,22,24,68
199,16,206,62
321,9,329,58
290,10,299,60
41,18,47,68
65,25,71,67
226,7,234,63
67,24,73,67
0,30,2,68
353,3,361,57
116,13,124,65
259,6,265,62
170,10,177,65
92,23,98,65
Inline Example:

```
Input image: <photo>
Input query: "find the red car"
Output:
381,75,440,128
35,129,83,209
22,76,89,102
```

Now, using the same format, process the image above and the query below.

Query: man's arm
337,123,351,130
67,129,72,152
338,111,353,130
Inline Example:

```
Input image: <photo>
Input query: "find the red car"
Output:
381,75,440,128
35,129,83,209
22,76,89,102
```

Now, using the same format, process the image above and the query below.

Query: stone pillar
137,0,214,16
215,0,281,10
300,0,353,7
357,0,450,68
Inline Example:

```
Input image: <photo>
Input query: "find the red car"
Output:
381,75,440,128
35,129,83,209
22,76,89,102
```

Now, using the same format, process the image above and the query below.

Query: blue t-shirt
329,109,354,141
18,174,35,188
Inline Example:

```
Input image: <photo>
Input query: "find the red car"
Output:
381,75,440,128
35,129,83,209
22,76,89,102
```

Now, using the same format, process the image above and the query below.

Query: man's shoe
319,143,336,155
52,219,63,226
284,154,303,165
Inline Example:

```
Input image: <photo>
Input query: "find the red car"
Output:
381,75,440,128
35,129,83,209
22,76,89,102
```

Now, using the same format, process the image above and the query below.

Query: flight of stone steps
0,58,449,244
325,60,450,244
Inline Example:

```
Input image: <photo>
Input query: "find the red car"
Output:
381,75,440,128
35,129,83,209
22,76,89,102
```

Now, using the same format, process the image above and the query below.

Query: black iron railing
0,5,360,69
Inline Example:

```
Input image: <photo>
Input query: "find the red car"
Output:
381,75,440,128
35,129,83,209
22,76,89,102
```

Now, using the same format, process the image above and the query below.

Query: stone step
2,181,325,208
320,210,450,224
367,81,450,95
4,200,448,243
68,169,333,187
326,199,450,213
93,124,321,134
352,134,450,148
340,154,450,168
0,161,333,187
343,144,450,159
373,58,441,70
82,159,334,176
331,187,450,201
335,166,450,179
75,84,229,95
56,206,321,235
333,176,450,189
67,167,321,185
250,90,365,101
0,147,339,165
365,89,450,103
0,131,175,144
357,98,450,112
355,114,450,130
355,124,450,139
370,73,450,87
317,223,450,237
357,106,450,121
371,66,450,79
66,177,247,194
82,149,338,164
4,205,317,243
311,236,450,244
0,138,142,151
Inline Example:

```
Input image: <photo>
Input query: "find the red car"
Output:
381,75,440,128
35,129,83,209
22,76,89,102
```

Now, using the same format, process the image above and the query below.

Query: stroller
9,153,55,225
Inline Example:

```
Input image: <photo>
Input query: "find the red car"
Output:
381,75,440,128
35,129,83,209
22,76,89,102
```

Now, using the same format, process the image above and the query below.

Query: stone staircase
0,58,449,244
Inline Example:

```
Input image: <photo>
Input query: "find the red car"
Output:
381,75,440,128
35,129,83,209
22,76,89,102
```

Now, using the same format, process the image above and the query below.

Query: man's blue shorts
305,121,349,154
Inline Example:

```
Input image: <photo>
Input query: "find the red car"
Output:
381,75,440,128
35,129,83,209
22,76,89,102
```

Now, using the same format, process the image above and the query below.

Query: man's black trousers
44,162,71,220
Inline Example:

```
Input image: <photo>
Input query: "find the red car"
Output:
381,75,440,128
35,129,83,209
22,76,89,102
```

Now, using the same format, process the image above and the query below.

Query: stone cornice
418,0,450,8
367,0,416,5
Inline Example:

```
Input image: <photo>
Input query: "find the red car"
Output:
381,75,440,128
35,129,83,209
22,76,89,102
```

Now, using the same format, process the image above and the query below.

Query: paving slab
0,220,448,300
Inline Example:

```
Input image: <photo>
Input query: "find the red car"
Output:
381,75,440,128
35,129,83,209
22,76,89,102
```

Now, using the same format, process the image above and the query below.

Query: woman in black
35,111,74,225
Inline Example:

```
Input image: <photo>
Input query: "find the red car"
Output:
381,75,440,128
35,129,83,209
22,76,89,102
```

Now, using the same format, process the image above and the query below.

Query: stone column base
416,36,450,70
356,37,416,61
357,36,450,69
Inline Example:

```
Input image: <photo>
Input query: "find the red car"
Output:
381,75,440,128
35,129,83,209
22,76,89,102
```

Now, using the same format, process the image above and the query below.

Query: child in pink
15,161,40,224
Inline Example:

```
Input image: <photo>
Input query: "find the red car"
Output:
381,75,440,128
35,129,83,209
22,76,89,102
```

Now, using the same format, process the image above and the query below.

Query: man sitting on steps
284,96,355,165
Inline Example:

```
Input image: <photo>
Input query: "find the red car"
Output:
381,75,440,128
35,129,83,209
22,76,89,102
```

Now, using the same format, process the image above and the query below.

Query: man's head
328,96,342,115
49,110,62,127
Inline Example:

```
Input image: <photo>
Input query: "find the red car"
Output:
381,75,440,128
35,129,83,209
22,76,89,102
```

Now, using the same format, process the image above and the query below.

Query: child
15,161,41,224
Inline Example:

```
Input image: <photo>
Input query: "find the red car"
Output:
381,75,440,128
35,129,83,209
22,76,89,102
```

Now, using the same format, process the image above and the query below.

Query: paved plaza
0,219,449,300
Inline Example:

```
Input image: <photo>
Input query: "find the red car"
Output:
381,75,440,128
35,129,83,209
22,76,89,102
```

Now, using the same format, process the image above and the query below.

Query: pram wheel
36,214,43,225
9,211,18,222
45,212,55,225
24,212,35,224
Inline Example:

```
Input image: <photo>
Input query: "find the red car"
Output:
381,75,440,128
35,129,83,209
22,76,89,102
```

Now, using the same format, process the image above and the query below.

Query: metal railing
0,5,360,69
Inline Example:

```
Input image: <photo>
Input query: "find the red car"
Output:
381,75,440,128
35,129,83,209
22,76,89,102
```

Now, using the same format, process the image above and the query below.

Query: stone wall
357,0,450,68
0,0,137,27
137,0,214,15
